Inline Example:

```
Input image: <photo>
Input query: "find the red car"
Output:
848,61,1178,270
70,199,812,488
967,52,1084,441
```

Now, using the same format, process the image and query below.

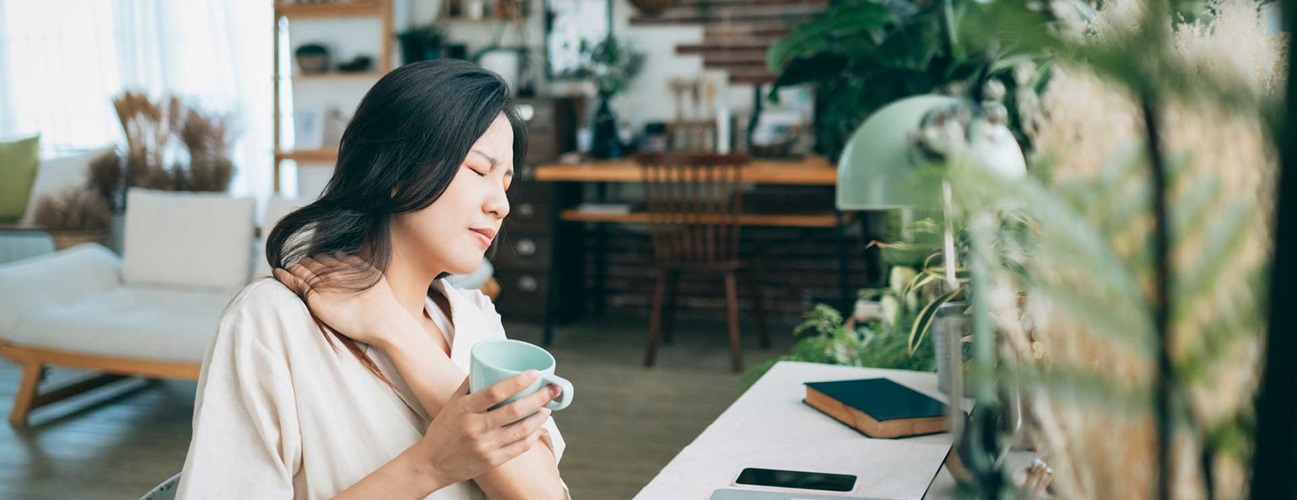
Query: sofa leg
10,362,45,427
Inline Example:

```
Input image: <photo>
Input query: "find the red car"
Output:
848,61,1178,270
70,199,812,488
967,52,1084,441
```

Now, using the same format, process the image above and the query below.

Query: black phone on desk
733,467,858,493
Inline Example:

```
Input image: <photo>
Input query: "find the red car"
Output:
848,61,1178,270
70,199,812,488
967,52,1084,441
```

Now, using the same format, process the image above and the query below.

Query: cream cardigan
176,278,567,499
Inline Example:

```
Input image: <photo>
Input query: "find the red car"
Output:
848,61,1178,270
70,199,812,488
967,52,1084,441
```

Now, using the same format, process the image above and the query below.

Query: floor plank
0,316,796,499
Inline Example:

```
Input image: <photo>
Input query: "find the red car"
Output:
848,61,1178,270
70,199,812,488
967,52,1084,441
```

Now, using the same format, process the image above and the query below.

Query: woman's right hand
414,370,560,490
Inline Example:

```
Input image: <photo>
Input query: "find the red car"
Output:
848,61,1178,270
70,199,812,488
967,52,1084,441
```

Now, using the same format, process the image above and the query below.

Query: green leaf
908,288,963,354
1173,199,1255,321
766,2,892,73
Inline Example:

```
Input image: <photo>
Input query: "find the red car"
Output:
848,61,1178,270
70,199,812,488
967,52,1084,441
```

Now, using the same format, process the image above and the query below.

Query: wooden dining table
528,156,854,347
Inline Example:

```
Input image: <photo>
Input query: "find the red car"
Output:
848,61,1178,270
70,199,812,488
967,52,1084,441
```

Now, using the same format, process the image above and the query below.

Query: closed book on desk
804,378,948,439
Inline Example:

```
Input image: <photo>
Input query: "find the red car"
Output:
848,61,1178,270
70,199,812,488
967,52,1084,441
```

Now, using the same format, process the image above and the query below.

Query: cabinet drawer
494,270,549,320
494,233,552,269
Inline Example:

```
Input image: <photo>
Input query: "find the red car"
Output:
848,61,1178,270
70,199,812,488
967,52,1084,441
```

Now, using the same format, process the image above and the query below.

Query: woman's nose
485,186,510,219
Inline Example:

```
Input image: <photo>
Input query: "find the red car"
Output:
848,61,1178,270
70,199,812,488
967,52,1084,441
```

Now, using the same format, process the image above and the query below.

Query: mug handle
541,374,573,411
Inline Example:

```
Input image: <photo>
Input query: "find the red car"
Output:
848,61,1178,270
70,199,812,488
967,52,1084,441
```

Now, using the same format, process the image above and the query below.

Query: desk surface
533,157,838,185
635,362,963,500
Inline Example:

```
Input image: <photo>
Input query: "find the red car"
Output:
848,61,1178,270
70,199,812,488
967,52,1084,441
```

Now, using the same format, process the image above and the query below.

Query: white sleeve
176,314,302,499
467,287,570,494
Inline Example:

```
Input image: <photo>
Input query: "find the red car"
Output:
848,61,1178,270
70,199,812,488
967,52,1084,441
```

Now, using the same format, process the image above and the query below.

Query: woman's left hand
273,254,415,348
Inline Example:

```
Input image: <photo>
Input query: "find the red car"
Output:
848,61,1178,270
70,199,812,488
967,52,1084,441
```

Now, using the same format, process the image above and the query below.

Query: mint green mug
470,339,574,411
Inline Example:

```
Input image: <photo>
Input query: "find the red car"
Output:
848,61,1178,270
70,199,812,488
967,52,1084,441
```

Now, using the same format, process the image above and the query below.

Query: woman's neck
385,243,444,320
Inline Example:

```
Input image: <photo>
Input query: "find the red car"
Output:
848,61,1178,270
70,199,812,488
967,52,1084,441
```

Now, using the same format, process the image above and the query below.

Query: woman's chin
445,253,483,276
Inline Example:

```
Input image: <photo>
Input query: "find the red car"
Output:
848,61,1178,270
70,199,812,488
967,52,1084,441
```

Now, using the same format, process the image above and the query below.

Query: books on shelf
803,378,948,439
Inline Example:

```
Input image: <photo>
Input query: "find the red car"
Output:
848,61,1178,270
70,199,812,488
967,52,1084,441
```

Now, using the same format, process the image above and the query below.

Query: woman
177,59,568,499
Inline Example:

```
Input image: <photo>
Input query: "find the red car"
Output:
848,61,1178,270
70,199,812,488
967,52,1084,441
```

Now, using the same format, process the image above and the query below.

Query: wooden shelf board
275,148,338,163
560,210,843,228
287,72,384,82
275,2,386,18
534,157,836,185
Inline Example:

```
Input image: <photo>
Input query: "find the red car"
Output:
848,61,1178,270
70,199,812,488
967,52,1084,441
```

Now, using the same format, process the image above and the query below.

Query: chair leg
10,361,45,427
747,268,771,349
663,271,680,345
645,271,669,368
724,271,743,372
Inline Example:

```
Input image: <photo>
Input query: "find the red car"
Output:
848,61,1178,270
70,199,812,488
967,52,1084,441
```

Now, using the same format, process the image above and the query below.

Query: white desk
635,362,968,500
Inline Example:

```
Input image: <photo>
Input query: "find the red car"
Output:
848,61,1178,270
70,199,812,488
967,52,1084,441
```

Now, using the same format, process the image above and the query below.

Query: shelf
276,149,338,163
534,157,836,185
288,72,384,82
275,2,386,19
439,16,518,24
560,209,844,228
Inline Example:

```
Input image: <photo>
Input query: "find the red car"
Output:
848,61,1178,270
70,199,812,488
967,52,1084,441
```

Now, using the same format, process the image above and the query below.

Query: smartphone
733,467,858,493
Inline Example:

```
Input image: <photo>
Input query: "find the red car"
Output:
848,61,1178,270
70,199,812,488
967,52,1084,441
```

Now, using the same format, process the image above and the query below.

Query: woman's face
393,113,514,276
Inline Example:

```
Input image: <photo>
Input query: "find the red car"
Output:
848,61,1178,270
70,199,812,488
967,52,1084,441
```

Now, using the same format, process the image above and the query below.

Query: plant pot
932,302,972,396
478,49,521,92
50,230,109,251
630,0,679,15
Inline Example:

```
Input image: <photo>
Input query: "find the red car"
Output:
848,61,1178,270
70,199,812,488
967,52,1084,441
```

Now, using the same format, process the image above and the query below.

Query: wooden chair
638,152,770,372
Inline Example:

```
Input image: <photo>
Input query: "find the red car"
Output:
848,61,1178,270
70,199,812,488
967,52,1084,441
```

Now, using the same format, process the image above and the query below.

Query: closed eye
465,164,488,177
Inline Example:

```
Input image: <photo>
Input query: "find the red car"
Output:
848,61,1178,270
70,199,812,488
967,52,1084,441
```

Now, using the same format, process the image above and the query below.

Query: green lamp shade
835,95,961,210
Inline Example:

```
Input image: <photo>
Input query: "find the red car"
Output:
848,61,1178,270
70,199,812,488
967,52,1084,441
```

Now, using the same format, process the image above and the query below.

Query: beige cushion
3,285,233,363
122,189,255,290
0,243,122,336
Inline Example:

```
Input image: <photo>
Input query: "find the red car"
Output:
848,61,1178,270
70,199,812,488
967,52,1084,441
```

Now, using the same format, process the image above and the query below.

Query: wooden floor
0,315,796,499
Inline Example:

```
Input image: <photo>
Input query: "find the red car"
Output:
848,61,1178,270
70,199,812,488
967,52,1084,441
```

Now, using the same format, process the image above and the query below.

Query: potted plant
571,37,645,159
396,23,444,64
30,188,112,250
765,0,1058,160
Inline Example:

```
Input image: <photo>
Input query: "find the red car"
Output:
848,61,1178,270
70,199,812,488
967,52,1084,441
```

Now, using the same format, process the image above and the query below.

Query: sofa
0,188,497,426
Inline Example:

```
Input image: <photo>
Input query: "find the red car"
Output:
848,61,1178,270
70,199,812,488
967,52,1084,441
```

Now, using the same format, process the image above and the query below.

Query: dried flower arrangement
30,91,236,243
30,188,113,249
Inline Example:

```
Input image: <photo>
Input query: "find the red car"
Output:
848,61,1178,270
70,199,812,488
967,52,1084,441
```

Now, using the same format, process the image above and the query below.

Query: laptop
709,488,890,500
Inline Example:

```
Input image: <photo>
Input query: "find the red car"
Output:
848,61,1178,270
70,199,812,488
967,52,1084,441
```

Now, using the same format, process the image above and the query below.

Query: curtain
0,0,273,199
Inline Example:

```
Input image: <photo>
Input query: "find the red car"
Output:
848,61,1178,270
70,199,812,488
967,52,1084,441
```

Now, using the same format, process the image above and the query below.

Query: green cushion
0,135,41,222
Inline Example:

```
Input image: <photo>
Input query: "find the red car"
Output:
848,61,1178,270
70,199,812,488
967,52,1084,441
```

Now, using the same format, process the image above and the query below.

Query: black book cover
804,378,946,422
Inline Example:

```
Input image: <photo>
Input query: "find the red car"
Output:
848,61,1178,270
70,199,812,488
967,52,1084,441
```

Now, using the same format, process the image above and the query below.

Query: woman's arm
334,372,559,499
275,265,567,499
375,314,567,500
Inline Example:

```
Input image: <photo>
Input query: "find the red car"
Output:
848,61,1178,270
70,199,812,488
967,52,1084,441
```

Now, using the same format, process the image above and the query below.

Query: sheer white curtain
0,0,273,199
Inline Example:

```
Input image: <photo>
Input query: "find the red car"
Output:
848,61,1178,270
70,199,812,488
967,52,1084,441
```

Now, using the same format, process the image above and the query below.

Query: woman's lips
469,228,494,248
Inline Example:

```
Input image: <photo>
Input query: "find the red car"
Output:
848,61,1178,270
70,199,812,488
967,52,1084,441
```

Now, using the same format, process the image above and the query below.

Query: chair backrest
637,153,748,267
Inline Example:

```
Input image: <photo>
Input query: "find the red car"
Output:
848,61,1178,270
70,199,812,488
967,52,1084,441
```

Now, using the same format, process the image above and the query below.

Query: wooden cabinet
493,97,581,323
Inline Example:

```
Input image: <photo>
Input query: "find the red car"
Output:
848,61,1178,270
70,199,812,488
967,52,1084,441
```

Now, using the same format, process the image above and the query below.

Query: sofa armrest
0,243,122,334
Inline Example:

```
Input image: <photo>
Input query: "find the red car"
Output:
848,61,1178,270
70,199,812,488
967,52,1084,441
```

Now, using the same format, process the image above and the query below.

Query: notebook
803,378,948,438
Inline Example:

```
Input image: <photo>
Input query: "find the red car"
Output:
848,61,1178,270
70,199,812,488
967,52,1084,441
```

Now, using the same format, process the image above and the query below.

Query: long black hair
266,59,525,373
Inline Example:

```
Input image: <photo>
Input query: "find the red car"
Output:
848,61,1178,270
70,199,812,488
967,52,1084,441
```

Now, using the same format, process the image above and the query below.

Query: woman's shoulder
216,278,315,349
438,278,499,316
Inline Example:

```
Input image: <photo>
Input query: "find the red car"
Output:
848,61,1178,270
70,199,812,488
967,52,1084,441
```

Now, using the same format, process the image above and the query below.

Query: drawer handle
514,239,537,257
518,202,536,218
518,276,539,292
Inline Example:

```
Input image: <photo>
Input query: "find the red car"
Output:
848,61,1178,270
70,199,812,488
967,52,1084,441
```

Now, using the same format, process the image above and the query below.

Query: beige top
176,278,567,499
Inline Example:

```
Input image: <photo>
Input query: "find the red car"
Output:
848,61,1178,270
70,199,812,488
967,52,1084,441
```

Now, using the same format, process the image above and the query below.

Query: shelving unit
272,0,393,194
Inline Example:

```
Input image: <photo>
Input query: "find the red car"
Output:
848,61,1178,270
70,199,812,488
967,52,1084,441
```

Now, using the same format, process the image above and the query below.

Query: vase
932,301,972,396
479,49,521,93
51,230,110,251
590,94,623,159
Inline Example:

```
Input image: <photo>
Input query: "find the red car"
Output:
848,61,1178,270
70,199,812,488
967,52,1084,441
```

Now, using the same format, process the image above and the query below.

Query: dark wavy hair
266,59,525,376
